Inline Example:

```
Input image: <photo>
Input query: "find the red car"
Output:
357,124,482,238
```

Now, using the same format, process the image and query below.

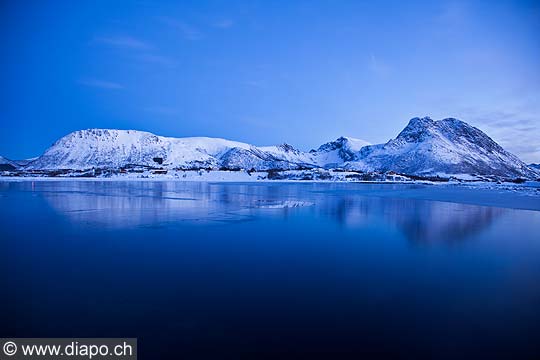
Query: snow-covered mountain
0,156,18,171
352,117,537,179
19,117,539,180
311,137,370,167
26,129,316,171
220,144,315,170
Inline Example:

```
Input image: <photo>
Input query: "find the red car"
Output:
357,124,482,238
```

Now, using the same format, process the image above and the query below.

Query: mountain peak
313,136,370,162
360,117,536,178
278,143,298,153
396,117,479,144
395,116,436,142
317,136,370,152
410,116,434,123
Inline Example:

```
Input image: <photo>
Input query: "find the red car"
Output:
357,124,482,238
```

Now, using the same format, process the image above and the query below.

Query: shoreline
1,175,539,187
2,176,539,212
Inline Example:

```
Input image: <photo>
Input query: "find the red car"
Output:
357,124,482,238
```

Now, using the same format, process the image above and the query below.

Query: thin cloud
158,16,203,40
78,78,124,90
94,35,152,50
461,110,540,163
94,33,176,68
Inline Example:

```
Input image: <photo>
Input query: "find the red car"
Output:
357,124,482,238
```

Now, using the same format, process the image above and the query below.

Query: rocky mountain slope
311,137,370,167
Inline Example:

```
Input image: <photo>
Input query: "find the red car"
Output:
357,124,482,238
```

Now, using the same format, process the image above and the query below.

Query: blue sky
1,0,539,162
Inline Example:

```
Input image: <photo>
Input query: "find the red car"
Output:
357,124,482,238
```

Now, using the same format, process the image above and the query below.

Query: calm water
1,181,539,359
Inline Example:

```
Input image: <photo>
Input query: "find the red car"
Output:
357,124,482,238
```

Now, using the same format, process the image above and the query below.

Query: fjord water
1,181,539,359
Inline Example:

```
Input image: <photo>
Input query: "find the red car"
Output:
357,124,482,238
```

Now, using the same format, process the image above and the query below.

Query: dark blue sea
1,181,539,359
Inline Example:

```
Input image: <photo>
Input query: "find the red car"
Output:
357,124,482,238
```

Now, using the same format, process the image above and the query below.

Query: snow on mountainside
0,156,14,165
19,118,538,180
13,157,39,166
26,129,316,171
0,156,18,171
221,144,315,170
352,117,536,178
311,137,371,167
528,164,540,178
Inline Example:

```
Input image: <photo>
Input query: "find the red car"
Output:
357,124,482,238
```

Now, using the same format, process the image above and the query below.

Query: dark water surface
1,181,539,359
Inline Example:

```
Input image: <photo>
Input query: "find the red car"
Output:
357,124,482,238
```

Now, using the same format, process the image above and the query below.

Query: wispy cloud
93,33,177,69
158,16,203,41
78,78,124,90
457,109,540,163
94,35,152,50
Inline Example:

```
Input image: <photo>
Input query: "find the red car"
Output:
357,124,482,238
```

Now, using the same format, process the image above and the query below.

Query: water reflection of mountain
317,196,506,244
41,181,250,227
41,181,316,228
40,181,505,242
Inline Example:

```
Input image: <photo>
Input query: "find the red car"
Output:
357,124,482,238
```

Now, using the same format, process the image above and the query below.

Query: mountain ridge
8,118,540,180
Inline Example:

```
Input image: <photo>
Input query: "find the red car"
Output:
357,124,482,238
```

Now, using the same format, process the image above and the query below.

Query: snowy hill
352,117,536,179
18,118,538,180
220,144,315,170
311,137,370,167
0,156,18,171
26,129,317,171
